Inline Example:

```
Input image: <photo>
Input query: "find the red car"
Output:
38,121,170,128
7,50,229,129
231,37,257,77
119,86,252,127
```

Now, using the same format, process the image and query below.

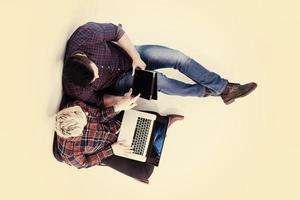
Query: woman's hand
113,89,140,112
111,140,134,156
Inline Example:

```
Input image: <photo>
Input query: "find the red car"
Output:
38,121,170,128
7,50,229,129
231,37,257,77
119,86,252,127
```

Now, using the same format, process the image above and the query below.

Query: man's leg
105,70,205,97
105,45,220,97
105,45,256,103
135,44,228,96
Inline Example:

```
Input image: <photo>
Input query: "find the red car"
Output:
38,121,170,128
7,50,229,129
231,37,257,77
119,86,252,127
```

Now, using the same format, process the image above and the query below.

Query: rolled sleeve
115,24,125,41
87,22,125,42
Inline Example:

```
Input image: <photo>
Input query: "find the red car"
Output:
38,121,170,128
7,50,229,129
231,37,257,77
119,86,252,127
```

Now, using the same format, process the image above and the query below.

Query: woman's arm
68,146,113,169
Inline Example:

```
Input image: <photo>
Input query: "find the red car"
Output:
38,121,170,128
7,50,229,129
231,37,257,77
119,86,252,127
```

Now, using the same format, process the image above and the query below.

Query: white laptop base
116,110,157,162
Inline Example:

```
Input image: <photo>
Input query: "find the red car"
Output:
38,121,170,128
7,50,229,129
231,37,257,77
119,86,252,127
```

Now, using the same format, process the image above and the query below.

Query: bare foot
167,114,184,128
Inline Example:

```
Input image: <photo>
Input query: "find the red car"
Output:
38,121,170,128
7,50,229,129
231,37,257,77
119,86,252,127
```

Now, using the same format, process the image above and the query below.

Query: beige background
0,0,299,199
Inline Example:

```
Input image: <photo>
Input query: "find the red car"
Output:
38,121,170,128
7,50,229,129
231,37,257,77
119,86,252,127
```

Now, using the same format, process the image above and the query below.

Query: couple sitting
54,22,256,183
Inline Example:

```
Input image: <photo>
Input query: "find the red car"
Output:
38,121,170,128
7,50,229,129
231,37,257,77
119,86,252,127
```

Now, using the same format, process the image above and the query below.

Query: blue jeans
106,45,228,97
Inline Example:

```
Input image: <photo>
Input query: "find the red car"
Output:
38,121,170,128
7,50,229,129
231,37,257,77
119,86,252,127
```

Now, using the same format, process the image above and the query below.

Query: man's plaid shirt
63,22,132,107
56,100,121,169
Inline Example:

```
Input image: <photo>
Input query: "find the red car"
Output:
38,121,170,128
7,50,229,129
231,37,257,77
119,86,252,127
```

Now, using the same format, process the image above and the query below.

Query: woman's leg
102,155,154,181
101,113,183,182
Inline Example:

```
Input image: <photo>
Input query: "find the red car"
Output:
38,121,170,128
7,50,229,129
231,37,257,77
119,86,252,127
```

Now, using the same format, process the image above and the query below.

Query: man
62,22,257,107
55,89,183,183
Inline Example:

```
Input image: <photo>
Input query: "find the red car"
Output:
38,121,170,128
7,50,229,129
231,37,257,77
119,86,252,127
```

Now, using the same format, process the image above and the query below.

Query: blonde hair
55,106,87,138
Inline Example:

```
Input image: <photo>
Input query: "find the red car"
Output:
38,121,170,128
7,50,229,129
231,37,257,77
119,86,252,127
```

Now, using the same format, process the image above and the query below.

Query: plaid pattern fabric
57,100,121,169
63,22,132,107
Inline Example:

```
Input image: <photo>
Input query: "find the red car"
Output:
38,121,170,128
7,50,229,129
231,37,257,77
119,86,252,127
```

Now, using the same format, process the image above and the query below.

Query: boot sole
134,178,149,184
224,84,257,105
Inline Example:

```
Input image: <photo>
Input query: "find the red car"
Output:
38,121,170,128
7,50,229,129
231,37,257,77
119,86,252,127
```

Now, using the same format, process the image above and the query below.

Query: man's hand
132,57,146,76
113,89,140,112
111,140,134,156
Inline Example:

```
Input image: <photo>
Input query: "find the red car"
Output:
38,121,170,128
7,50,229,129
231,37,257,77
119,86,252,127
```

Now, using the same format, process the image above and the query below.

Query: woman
54,89,183,183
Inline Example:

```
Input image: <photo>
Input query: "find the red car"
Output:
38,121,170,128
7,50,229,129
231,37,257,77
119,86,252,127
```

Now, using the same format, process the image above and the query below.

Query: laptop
115,110,168,166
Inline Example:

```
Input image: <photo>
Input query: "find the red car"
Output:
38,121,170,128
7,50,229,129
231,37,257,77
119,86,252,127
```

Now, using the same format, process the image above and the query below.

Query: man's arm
117,33,146,75
117,33,141,61
91,22,125,42
63,76,127,108
92,22,146,74
63,78,103,107
91,22,142,61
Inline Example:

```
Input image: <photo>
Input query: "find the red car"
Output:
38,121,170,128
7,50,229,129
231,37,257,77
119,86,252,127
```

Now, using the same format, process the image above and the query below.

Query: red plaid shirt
57,100,121,169
63,22,132,107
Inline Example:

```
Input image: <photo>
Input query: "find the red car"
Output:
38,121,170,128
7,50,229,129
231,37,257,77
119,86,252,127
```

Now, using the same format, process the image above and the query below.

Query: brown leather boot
167,114,184,128
221,82,257,105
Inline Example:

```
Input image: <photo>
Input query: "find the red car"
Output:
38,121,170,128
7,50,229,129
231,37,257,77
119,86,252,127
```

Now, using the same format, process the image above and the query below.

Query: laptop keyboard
132,117,152,155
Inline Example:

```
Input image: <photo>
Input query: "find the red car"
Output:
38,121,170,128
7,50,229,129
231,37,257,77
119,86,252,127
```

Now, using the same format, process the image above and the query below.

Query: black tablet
132,69,157,100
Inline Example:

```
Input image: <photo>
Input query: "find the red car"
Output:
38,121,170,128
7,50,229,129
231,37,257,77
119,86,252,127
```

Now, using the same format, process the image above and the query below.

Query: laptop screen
147,119,168,166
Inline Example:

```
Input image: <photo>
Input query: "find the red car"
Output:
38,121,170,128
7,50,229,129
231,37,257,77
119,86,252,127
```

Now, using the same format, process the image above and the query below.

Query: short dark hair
63,55,94,86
